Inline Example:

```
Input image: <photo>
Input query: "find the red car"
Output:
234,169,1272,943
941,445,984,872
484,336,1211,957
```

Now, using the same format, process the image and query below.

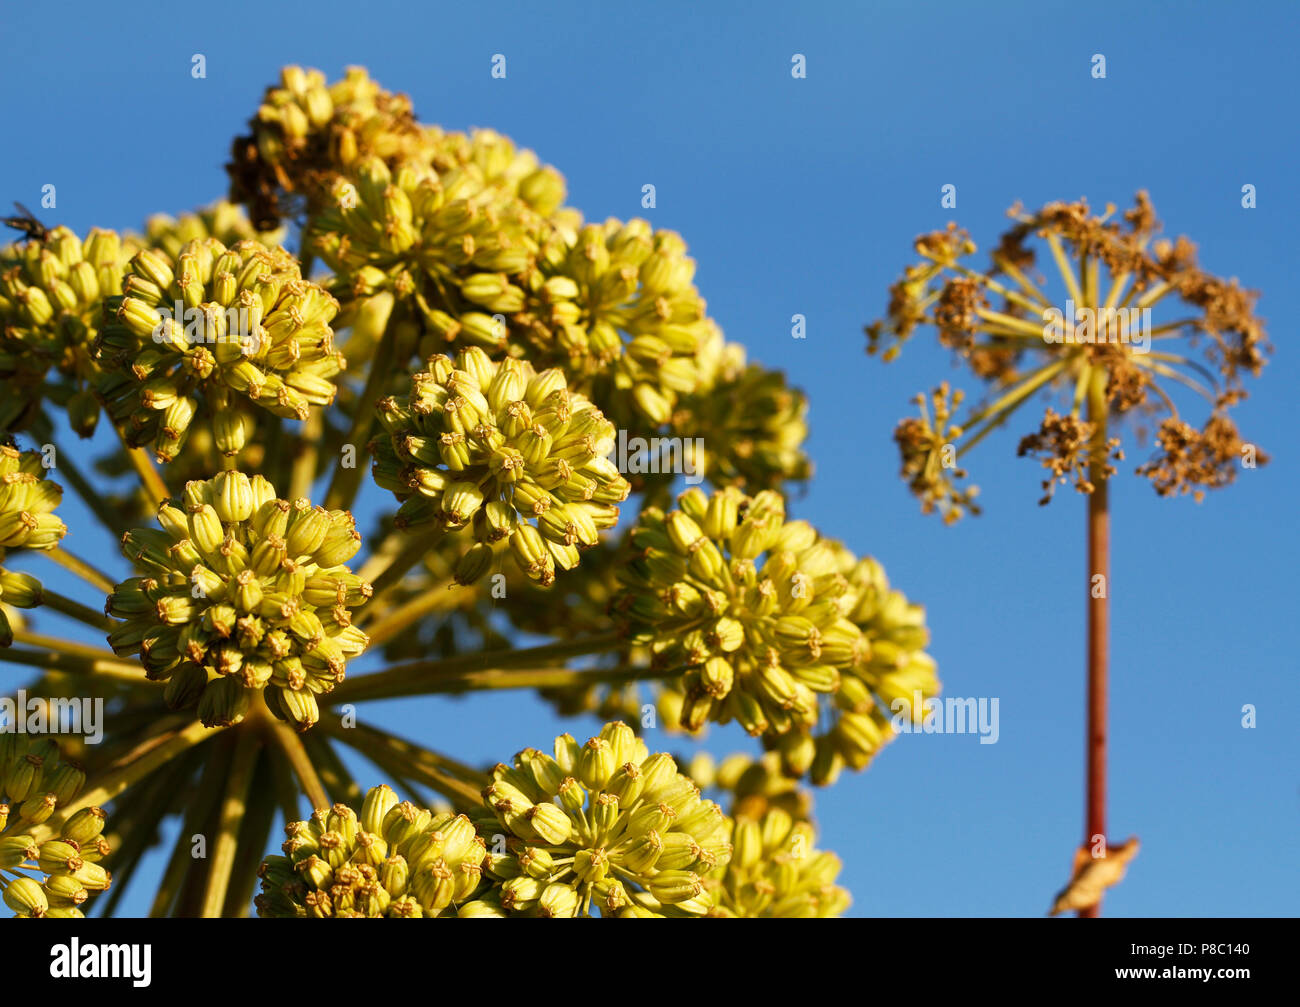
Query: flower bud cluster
470,722,732,917
96,238,343,461
616,487,867,741
372,347,629,586
616,487,939,780
1,736,110,918
106,472,369,729
0,226,128,434
256,785,489,917
670,334,812,491
133,201,286,261
0,444,66,646
705,804,849,918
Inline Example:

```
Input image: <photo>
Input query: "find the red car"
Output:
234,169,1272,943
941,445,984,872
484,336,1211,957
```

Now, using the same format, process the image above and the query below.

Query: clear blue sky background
2,0,1296,917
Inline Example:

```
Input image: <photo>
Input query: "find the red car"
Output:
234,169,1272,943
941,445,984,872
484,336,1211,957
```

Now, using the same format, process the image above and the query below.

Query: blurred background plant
866,194,1270,915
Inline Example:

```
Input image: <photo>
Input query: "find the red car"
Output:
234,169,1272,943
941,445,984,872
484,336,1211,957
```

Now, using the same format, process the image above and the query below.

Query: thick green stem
328,720,484,808
33,718,216,843
358,524,447,606
199,729,261,918
323,321,399,512
267,717,330,810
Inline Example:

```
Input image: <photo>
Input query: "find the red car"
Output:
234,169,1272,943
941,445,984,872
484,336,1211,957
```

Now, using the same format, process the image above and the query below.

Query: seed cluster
868,193,1270,512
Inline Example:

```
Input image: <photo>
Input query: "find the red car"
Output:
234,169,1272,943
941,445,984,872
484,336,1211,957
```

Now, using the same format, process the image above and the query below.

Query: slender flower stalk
867,193,1271,915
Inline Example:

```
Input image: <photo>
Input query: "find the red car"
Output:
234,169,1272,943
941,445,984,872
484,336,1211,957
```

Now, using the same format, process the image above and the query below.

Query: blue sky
2,0,1296,917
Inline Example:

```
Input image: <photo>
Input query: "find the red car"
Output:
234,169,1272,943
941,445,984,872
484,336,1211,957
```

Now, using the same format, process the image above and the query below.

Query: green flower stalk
106,471,369,729
256,785,489,917
472,722,732,917
96,238,344,462
372,346,629,586
1,736,110,918
0,225,128,434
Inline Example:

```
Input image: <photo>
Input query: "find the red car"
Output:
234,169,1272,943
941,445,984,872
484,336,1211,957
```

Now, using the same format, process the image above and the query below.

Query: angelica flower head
106,471,368,729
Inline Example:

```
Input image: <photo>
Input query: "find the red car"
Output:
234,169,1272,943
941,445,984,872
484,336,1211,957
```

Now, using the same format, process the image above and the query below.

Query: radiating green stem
42,546,116,595
0,645,143,684
329,720,484,808
267,717,330,810
323,320,399,512
149,745,232,918
331,631,627,703
300,732,361,808
36,587,114,631
360,576,468,640
200,730,261,918
358,523,447,605
287,412,323,501
34,718,216,842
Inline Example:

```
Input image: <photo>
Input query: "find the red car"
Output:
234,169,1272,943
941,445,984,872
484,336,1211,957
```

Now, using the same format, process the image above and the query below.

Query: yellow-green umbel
132,201,286,261
0,226,128,434
1,736,111,919
511,217,711,427
106,471,369,729
811,544,939,783
308,154,560,359
256,785,490,918
614,487,867,743
705,805,849,918
372,346,629,586
228,65,441,229
467,722,732,918
0,443,67,646
669,334,813,491
96,238,344,462
309,153,710,427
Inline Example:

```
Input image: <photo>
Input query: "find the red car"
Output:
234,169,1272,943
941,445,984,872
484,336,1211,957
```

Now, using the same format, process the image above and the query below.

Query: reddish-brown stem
1081,374,1110,918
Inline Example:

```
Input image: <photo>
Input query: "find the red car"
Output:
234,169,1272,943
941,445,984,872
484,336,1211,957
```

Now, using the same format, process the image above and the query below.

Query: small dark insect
2,201,49,242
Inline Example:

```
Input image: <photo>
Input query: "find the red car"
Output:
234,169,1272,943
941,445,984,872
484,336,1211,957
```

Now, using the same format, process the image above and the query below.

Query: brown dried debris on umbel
867,191,1273,513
